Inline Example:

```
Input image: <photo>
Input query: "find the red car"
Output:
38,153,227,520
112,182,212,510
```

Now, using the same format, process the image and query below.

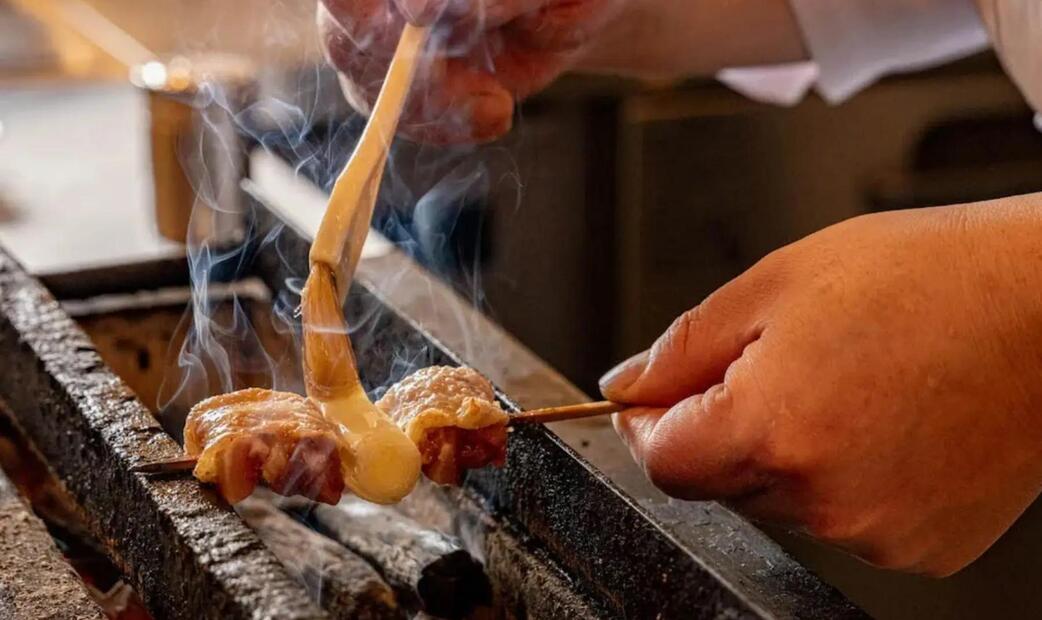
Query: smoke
153,3,516,438
141,7,526,617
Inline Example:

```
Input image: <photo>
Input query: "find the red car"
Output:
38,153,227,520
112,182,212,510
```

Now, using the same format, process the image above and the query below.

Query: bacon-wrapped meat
184,388,347,504
377,366,509,485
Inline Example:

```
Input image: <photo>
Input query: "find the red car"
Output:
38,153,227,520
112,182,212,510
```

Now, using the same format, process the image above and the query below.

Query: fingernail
599,350,649,401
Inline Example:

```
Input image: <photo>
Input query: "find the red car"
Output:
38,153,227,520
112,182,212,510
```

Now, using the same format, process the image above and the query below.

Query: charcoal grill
0,152,865,619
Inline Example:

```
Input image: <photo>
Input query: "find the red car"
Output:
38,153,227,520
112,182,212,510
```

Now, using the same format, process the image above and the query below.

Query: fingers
320,0,404,56
612,353,772,501
400,57,515,143
479,34,572,98
507,0,616,51
445,0,552,33
319,2,404,117
601,268,780,407
321,0,603,143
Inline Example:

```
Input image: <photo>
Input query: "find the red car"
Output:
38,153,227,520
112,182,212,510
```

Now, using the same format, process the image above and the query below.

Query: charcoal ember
278,493,491,619
237,495,401,620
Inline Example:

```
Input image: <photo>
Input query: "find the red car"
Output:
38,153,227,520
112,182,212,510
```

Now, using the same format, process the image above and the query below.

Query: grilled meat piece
377,367,509,485
184,388,347,504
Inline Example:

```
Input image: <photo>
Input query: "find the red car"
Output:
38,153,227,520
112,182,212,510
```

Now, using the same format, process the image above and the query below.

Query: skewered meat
184,389,347,504
182,364,509,502
377,366,509,485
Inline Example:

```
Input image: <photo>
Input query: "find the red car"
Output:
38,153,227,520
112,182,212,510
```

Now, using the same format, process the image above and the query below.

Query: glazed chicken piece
377,366,509,485
184,388,347,505
182,365,508,501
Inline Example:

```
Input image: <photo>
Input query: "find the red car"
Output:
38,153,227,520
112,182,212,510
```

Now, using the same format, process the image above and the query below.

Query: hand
601,196,1042,577
319,0,618,143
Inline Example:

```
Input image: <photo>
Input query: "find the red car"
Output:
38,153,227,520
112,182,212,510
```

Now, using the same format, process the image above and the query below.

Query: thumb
613,374,770,501
601,271,776,406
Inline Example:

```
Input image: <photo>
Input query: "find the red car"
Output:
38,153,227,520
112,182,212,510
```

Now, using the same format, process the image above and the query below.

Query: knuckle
700,382,734,418
663,305,702,355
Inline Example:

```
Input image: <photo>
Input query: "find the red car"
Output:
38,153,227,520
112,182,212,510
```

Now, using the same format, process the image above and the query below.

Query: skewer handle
509,401,624,425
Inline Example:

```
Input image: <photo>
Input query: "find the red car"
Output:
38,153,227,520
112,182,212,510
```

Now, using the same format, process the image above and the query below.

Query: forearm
576,0,808,80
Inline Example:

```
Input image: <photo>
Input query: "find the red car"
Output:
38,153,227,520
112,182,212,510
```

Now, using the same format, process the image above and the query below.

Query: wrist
956,195,1042,417
574,0,808,80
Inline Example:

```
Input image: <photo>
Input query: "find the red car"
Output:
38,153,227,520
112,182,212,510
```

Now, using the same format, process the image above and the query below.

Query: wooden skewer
508,400,625,425
130,401,624,475
130,455,198,475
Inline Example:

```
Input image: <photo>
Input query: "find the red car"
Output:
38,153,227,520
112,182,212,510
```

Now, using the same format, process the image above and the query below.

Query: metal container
131,54,256,247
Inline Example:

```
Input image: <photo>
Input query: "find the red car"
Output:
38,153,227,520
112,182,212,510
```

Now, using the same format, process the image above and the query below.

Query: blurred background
3,1,1042,618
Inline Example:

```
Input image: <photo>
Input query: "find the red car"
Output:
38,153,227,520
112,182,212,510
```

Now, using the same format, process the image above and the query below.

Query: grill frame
0,185,866,618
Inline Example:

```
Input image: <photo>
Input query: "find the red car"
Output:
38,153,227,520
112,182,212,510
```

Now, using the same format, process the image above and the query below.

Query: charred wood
279,493,491,619
237,496,402,620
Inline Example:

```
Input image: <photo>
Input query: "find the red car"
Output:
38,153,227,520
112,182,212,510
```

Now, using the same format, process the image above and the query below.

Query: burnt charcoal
237,496,402,620
280,494,491,619
399,482,604,620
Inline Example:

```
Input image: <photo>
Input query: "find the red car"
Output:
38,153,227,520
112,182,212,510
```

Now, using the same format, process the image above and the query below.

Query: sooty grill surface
0,463,105,620
65,281,610,619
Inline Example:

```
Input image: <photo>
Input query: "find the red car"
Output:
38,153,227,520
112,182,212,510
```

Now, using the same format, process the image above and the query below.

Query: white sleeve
718,0,990,106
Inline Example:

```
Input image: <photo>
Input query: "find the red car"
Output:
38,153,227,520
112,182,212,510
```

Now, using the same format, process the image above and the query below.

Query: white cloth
976,1,1042,115
718,0,1006,108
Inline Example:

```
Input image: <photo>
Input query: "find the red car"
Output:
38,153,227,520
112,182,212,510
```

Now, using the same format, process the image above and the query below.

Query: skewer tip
131,456,197,475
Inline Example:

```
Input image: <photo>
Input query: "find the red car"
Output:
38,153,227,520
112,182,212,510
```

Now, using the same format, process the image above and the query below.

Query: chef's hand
602,196,1042,577
318,0,618,143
